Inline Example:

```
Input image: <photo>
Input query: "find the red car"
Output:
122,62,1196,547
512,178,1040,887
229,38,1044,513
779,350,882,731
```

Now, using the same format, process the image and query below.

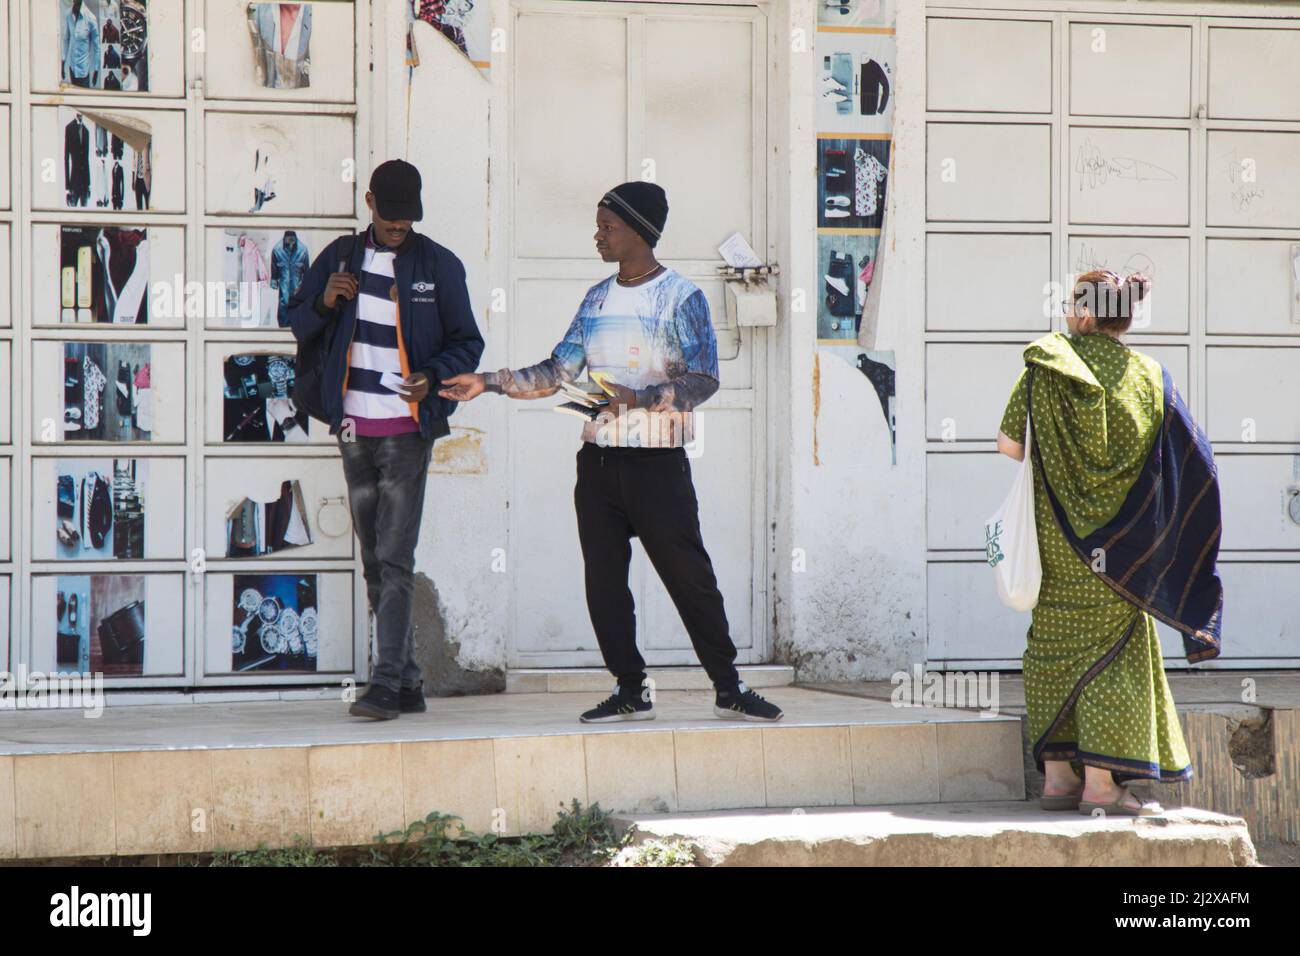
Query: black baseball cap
369,159,423,222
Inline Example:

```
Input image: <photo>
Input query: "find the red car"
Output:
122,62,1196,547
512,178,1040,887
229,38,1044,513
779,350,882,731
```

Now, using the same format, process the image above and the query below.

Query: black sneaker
714,682,783,722
349,684,400,720
399,683,427,714
579,684,656,723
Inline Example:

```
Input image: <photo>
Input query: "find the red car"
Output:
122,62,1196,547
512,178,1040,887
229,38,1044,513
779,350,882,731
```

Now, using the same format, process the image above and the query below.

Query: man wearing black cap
440,182,782,724
287,159,485,719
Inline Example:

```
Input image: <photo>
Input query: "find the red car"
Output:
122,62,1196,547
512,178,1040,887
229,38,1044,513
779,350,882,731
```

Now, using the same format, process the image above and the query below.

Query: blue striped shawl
1030,367,1223,662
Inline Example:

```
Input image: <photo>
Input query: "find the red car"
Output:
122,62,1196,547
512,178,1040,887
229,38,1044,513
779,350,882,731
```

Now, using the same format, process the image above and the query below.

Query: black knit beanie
598,182,669,248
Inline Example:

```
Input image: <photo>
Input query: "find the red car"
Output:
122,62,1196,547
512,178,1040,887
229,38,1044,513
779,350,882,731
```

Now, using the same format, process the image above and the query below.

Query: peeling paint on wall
410,571,505,696
430,425,486,475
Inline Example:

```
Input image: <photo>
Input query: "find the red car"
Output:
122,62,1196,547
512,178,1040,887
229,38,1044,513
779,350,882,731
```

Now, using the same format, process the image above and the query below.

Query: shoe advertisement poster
62,341,154,442
231,573,320,672
59,225,149,324
55,458,148,560
54,573,147,677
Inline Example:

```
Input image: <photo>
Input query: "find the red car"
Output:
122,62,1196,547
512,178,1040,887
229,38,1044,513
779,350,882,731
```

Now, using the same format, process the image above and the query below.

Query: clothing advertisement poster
818,0,887,28
226,479,313,557
59,226,149,324
56,458,148,560
60,0,149,92
817,137,890,232
63,342,153,442
247,2,312,89
816,233,878,339
815,31,895,136
220,229,311,327
815,0,896,356
223,353,310,442
54,574,146,676
821,345,898,465
231,573,319,672
249,140,279,212
407,0,490,78
61,107,152,210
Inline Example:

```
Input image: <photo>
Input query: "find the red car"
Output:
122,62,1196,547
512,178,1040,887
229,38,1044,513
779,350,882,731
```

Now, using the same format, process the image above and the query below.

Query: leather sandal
1040,792,1082,811
1078,787,1163,817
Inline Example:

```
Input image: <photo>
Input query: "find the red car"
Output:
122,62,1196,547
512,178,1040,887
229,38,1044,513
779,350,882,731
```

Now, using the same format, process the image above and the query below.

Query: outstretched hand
438,372,487,402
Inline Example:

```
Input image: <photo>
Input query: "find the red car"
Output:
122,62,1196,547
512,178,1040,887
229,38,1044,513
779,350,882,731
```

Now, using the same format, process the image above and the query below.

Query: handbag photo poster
54,572,146,676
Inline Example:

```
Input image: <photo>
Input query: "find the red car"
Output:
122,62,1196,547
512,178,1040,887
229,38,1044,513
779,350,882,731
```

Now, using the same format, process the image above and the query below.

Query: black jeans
338,431,435,691
574,442,741,693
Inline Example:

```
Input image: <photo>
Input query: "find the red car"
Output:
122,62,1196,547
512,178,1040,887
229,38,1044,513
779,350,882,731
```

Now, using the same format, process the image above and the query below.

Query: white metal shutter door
509,1,767,666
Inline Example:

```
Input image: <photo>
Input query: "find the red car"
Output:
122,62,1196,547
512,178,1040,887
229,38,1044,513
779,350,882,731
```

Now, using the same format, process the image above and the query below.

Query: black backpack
294,234,357,424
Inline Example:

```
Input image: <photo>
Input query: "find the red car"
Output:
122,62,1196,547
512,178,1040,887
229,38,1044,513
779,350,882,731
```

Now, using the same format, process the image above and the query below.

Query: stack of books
554,373,615,421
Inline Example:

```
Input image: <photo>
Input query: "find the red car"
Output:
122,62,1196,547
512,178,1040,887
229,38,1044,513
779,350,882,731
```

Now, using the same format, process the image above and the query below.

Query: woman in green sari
996,270,1210,817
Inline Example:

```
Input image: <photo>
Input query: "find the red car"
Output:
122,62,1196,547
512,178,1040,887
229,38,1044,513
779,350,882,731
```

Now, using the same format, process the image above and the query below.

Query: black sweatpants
574,441,741,693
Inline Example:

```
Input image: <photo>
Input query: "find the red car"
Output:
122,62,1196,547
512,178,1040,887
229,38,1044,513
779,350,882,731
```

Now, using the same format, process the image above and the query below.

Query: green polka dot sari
1001,332,1192,783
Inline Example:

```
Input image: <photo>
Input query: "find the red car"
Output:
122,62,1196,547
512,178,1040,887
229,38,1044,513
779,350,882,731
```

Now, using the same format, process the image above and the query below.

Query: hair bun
1124,272,1151,302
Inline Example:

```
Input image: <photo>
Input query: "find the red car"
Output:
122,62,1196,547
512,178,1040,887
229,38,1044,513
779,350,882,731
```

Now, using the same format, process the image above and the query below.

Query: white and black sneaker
579,683,656,723
714,682,783,722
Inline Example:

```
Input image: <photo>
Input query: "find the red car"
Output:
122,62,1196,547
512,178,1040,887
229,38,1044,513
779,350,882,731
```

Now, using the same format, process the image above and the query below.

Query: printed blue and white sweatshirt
484,268,719,448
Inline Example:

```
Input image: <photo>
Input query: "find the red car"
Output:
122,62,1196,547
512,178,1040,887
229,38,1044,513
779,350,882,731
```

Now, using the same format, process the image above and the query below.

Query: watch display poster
56,458,148,559
61,107,153,210
63,342,154,441
223,353,310,442
60,226,149,324
231,573,319,672
221,228,312,327
54,573,147,676
59,0,150,92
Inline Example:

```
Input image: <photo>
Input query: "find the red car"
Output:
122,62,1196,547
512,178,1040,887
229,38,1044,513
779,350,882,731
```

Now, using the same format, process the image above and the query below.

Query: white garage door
507,0,770,666
925,8,1300,669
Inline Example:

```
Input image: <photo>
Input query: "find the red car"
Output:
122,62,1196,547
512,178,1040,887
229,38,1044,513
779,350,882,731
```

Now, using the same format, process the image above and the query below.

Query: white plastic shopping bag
984,423,1042,611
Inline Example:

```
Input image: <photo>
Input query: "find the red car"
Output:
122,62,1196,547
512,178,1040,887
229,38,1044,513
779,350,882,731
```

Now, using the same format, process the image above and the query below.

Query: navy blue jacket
286,229,485,441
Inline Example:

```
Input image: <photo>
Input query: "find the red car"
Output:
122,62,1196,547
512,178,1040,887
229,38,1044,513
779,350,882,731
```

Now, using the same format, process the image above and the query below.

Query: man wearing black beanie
440,182,783,724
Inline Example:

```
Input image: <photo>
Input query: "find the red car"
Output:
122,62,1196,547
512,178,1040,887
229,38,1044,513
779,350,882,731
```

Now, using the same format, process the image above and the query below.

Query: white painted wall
376,0,510,675
378,0,933,682
772,0,927,680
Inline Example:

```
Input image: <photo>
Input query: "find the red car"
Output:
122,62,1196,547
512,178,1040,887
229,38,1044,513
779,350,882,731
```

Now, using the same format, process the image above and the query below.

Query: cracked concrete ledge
613,802,1259,867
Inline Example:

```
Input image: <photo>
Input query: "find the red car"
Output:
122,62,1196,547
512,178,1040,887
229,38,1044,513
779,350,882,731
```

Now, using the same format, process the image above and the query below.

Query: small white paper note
381,371,410,394
718,232,763,269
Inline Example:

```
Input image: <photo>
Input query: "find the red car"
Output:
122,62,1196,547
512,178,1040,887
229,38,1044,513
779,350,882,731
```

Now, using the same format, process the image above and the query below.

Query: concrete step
505,665,796,694
0,688,1023,859
613,802,1259,867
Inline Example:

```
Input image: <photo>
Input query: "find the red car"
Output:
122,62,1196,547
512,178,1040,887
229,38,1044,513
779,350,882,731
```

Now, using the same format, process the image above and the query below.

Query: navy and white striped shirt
343,230,419,436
